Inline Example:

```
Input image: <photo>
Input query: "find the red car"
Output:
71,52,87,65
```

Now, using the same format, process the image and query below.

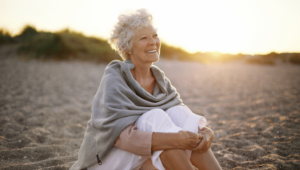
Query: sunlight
154,0,247,54
0,0,300,54
142,0,300,54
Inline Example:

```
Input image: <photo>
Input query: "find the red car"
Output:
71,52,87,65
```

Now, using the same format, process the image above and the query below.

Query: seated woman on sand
70,9,221,170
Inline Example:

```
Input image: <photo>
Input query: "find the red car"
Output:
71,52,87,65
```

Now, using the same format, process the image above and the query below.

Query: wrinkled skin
192,127,214,153
177,130,203,150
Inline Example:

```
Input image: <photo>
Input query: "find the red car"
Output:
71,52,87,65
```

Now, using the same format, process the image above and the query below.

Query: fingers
187,127,214,153
192,133,211,153
198,133,203,139
188,131,203,139
194,134,203,147
193,134,205,151
188,136,200,148
179,130,209,150
178,131,198,149
185,131,202,149
192,133,205,148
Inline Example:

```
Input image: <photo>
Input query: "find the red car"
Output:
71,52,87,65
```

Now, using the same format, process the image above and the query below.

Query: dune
0,46,299,169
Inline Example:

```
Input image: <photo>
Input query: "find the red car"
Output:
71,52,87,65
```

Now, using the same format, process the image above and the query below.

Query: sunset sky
1,0,300,54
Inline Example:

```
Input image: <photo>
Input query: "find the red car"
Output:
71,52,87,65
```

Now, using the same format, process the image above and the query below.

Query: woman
70,9,221,170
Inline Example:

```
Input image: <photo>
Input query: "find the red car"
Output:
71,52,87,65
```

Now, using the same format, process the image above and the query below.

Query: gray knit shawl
70,59,183,170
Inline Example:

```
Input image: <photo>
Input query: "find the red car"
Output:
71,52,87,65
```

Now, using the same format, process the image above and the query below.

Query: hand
192,127,214,154
177,130,203,150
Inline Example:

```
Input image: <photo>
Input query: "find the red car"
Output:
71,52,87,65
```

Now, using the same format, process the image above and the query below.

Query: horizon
1,0,300,55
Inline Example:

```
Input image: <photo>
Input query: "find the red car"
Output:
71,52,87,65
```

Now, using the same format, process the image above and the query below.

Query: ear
122,45,132,55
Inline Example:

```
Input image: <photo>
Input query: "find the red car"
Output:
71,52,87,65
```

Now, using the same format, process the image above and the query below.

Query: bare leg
190,149,222,170
160,149,195,170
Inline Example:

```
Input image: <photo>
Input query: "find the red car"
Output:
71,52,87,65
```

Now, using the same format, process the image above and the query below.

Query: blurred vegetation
0,25,299,65
160,43,245,63
1,25,119,62
0,29,16,44
246,52,300,65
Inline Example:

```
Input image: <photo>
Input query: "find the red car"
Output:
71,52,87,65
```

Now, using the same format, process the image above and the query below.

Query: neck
129,60,153,82
131,64,152,82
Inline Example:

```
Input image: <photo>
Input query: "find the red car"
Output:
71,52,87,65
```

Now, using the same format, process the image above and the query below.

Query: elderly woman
70,9,221,170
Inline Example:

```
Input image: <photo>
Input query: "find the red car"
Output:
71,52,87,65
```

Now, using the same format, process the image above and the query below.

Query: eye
153,34,158,37
141,37,146,40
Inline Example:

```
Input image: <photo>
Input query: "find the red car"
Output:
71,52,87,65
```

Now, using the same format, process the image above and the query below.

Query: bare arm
151,130,202,152
114,124,202,156
192,126,214,153
114,124,152,156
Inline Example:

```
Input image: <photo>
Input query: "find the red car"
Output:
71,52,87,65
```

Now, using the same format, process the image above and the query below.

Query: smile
146,50,157,54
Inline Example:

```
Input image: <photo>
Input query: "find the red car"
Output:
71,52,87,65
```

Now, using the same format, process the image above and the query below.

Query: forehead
132,26,157,36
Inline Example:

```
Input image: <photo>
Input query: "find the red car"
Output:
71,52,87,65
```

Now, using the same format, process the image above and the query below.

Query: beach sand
1,46,299,170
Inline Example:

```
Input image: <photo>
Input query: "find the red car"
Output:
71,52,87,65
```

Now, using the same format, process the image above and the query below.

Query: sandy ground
0,46,300,170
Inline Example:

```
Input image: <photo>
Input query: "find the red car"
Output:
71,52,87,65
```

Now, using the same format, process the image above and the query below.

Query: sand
0,46,299,170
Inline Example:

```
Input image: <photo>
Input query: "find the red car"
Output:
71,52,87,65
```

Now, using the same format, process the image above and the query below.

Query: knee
166,106,192,121
136,108,169,130
142,108,168,119
166,106,192,116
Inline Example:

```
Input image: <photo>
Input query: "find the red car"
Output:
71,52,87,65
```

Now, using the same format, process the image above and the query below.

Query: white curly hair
108,8,155,60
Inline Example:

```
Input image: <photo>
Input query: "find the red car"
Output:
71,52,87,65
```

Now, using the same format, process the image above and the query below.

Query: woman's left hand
191,127,214,154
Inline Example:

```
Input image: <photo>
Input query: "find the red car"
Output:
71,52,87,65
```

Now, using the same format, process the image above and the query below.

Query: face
128,26,161,65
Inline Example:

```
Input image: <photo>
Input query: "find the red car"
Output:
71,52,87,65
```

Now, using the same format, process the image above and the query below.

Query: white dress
88,106,207,170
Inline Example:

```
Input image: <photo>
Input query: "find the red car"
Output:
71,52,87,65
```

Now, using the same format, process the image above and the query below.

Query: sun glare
0,0,300,54
143,0,300,54
150,0,248,54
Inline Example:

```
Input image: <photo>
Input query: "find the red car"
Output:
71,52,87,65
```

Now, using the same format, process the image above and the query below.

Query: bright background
1,0,300,54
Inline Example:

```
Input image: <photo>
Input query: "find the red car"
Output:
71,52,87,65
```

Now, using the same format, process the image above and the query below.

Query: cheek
137,42,148,50
156,39,161,47
132,42,143,54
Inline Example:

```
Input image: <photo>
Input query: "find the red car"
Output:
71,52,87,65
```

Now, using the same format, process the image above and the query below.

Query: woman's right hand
177,130,203,150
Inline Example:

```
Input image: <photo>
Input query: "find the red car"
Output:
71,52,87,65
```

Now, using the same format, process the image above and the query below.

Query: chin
150,56,159,63
141,54,159,63
153,53,160,61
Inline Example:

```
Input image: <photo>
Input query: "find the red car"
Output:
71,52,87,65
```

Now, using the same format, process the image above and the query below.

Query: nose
149,37,156,45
